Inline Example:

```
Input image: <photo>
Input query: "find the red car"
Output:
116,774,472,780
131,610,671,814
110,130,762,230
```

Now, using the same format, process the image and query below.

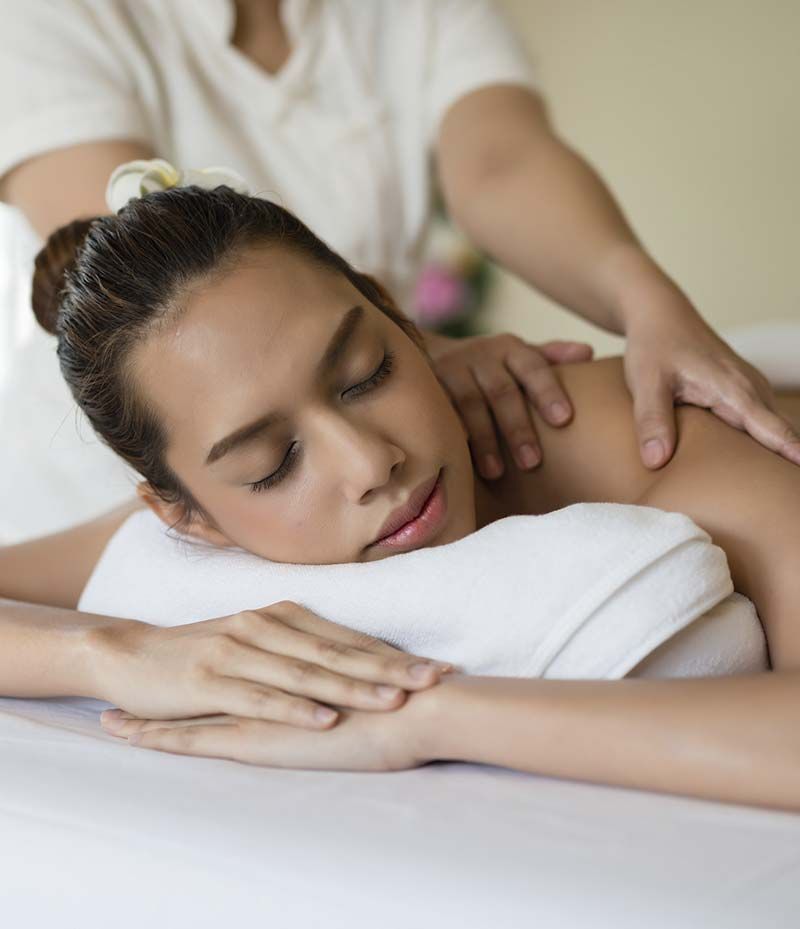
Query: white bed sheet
1,694,798,928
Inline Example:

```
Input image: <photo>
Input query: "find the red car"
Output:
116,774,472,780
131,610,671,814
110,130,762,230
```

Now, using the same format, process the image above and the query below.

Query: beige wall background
484,0,799,355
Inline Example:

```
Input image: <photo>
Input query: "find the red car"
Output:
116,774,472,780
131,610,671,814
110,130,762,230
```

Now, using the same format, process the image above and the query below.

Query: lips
371,470,441,545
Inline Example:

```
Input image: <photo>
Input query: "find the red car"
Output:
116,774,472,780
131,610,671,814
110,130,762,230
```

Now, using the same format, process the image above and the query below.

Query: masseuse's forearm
0,597,129,699
440,90,692,335
420,671,800,812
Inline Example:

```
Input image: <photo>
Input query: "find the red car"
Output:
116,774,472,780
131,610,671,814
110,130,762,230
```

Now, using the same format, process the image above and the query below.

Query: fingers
210,675,344,728
468,360,544,472
259,600,452,665
193,634,414,726
211,635,422,719
237,606,451,691
434,363,511,479
429,333,583,479
104,714,321,770
502,344,574,427
119,719,252,760
630,375,678,468
723,396,800,466
535,340,595,364
101,708,226,730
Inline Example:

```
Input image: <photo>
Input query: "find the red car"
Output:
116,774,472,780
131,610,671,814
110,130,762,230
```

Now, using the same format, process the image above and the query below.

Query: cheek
406,361,467,444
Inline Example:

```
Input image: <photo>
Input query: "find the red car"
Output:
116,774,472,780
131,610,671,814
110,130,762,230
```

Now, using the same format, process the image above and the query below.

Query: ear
135,481,236,548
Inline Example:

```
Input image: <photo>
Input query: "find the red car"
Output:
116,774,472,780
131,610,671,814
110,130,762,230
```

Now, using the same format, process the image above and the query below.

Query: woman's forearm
418,671,800,812
0,597,129,699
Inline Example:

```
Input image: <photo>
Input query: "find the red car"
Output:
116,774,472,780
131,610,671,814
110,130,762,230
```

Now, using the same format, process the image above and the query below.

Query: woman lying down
2,173,799,813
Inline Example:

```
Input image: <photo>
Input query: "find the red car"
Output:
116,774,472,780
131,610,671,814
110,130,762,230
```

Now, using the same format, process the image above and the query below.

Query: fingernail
409,662,437,680
548,402,569,423
101,709,122,720
128,734,141,745
102,716,125,731
642,438,664,467
518,443,540,468
482,454,503,478
376,685,402,701
314,706,338,723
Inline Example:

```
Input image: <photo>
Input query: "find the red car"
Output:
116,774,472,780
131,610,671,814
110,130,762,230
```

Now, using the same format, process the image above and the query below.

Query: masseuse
1,0,798,487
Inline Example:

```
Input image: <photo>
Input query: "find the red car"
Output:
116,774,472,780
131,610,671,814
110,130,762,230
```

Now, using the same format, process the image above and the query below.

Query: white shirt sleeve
0,0,152,182
423,0,540,147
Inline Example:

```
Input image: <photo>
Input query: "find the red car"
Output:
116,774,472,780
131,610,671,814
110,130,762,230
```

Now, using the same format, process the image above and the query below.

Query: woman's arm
0,500,451,715
0,496,146,610
415,670,800,812
0,496,147,697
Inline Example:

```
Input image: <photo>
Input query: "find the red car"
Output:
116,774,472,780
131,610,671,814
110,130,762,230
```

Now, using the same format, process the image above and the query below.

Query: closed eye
247,349,397,494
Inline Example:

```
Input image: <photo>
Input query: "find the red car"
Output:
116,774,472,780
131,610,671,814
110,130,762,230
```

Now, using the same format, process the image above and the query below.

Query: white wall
485,0,799,355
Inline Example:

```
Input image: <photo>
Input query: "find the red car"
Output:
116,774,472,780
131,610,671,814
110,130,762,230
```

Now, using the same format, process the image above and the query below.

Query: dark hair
31,185,425,535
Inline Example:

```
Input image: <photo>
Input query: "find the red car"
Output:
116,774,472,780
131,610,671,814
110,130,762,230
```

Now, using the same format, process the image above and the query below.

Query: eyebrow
205,304,366,467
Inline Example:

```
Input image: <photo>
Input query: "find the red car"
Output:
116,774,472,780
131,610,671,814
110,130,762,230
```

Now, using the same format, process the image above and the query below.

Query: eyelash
247,350,397,494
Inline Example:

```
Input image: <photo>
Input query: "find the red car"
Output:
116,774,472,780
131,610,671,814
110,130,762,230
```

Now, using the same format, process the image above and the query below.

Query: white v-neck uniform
0,0,538,312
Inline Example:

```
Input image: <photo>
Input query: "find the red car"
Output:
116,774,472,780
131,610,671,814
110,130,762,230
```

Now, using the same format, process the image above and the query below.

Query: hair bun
32,217,96,335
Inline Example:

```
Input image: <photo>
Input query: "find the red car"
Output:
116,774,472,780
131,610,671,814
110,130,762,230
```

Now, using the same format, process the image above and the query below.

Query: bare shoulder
635,391,800,669
506,355,657,511
0,496,147,611
509,355,800,669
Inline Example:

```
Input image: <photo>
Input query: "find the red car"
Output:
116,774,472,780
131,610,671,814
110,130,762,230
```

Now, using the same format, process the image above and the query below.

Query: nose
317,412,404,501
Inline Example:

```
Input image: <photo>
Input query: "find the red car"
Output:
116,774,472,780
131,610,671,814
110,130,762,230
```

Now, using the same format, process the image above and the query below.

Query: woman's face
131,244,478,563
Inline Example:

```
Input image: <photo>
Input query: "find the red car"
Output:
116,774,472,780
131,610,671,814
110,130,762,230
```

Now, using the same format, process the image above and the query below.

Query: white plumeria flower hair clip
104,158,251,213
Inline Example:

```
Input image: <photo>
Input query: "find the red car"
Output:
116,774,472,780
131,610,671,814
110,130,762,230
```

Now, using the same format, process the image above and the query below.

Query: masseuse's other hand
95,600,452,730
425,330,593,479
624,305,800,469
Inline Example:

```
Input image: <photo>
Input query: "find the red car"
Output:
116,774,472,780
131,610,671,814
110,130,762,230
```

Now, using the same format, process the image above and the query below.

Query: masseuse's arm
0,139,154,239
434,84,800,472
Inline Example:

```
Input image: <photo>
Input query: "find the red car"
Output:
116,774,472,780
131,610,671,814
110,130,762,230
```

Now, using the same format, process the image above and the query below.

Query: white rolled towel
78,502,769,680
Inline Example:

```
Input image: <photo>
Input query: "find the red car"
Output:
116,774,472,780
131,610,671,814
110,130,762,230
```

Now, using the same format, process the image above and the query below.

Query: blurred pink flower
413,263,467,326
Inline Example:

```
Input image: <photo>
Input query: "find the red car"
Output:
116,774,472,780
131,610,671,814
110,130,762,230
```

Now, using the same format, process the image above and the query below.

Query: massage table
1,692,798,927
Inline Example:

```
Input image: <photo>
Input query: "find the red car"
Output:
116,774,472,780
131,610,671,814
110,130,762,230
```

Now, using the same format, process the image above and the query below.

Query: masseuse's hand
424,330,593,479
624,303,800,469
95,600,452,730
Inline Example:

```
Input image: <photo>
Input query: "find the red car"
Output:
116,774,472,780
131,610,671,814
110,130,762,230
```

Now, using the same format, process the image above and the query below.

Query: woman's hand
623,303,800,469
93,599,452,730
424,330,593,479
99,671,448,771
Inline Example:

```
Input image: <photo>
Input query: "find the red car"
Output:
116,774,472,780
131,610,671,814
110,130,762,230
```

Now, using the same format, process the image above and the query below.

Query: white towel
78,502,768,680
